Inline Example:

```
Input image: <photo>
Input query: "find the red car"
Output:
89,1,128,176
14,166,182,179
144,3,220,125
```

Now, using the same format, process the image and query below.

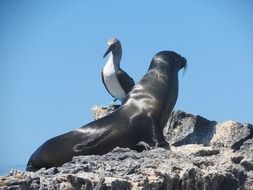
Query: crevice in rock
232,124,253,151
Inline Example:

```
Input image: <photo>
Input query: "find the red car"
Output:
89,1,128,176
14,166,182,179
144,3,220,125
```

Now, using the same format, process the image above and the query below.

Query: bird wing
117,69,135,94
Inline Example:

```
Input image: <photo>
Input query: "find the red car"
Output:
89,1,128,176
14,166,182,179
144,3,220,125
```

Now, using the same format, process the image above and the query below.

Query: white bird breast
103,58,126,101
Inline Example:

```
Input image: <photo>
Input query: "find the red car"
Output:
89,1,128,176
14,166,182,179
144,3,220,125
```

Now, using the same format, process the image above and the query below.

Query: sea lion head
149,51,187,73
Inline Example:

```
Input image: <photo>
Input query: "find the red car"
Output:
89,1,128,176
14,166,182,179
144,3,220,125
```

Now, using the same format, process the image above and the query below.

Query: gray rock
210,121,253,150
231,155,244,164
164,110,217,146
241,158,253,171
1,107,253,190
91,105,120,120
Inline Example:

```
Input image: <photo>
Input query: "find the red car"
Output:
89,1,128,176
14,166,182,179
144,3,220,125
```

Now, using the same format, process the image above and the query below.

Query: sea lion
26,51,187,171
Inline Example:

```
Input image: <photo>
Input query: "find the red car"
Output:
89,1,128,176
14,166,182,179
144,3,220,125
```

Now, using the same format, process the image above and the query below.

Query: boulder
1,107,252,190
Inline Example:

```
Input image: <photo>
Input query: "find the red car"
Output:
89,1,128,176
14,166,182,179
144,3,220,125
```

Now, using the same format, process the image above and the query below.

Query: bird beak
103,45,113,58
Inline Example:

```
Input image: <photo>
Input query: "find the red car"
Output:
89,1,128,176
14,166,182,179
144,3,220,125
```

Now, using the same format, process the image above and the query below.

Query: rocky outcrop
1,107,252,190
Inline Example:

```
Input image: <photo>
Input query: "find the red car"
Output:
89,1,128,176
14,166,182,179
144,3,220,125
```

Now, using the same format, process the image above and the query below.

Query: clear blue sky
0,1,252,166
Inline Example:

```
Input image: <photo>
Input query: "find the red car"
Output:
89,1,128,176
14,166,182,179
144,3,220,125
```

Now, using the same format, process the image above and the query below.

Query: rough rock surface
1,106,252,190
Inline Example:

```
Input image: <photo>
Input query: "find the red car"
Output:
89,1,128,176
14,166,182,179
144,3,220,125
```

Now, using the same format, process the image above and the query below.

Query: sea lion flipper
135,141,151,152
150,117,170,150
73,128,113,153
157,141,170,150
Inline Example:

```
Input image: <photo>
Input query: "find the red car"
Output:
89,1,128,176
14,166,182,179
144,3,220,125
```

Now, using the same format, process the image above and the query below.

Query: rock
172,144,219,157
67,174,93,190
231,155,244,164
241,158,253,171
240,138,253,153
164,110,217,146
1,107,253,190
91,105,120,120
0,147,249,189
210,121,253,150
244,172,253,190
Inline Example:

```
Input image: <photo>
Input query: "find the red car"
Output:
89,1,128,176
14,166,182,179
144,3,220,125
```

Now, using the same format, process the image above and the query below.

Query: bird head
103,37,122,58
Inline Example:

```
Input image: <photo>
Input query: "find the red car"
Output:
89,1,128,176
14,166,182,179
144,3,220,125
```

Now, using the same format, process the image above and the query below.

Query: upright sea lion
26,51,187,171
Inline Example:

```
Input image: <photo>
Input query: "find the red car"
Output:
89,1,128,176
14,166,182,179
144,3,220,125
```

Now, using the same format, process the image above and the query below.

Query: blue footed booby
102,38,135,102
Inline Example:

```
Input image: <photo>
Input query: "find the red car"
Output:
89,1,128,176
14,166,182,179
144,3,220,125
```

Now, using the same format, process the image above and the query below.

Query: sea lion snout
180,56,187,71
181,57,187,64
